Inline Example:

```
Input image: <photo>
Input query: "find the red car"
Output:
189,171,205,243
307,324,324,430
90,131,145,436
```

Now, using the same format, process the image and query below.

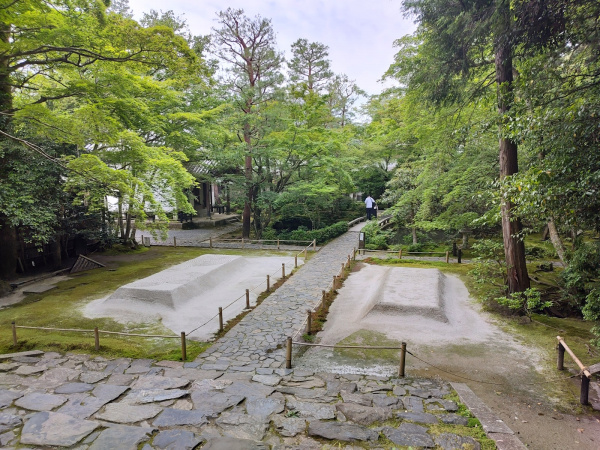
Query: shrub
407,243,425,252
496,288,552,318
525,244,556,260
277,221,349,245
362,220,391,249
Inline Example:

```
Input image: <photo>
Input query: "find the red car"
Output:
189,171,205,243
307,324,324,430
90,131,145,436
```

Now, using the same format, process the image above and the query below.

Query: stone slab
15,392,66,411
96,403,162,424
20,411,99,447
152,408,208,427
153,429,202,450
88,424,153,450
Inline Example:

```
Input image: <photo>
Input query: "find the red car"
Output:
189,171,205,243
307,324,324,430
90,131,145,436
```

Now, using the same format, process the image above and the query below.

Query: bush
276,221,349,245
407,243,426,252
362,221,391,250
525,244,556,260
496,288,552,318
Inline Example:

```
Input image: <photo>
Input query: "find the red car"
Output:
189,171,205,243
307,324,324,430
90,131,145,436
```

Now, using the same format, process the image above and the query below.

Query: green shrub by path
0,247,291,360
275,221,349,245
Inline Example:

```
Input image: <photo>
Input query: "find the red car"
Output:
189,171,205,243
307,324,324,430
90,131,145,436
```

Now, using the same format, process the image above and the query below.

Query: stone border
451,382,526,449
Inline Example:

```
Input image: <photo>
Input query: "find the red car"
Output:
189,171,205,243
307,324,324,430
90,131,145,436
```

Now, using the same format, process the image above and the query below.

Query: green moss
336,330,401,361
428,423,496,450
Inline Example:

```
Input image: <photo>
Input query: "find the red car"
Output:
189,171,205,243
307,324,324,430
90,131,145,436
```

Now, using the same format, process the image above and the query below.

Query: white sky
126,0,418,96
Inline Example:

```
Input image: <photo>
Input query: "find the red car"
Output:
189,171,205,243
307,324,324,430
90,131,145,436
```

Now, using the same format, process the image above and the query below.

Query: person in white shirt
364,195,375,220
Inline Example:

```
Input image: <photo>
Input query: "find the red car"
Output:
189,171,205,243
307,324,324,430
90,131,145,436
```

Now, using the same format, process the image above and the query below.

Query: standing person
364,194,375,220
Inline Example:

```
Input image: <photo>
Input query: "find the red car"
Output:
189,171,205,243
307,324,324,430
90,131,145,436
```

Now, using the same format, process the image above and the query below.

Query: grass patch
1,246,296,360
335,330,401,362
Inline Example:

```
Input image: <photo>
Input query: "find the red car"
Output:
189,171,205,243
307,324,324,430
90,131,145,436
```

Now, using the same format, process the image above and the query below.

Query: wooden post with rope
180,332,187,361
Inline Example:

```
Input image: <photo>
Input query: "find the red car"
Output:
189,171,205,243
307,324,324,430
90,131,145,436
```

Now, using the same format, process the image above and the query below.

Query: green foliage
562,242,600,326
406,243,426,252
468,239,507,302
275,221,348,245
363,220,391,250
352,166,391,201
496,288,552,318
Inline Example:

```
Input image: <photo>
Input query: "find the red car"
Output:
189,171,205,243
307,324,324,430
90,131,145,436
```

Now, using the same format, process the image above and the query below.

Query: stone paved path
193,231,360,371
0,351,486,449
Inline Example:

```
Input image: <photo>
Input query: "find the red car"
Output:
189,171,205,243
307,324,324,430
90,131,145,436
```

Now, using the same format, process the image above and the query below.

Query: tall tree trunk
412,227,417,245
242,123,252,239
0,215,18,280
547,218,566,265
117,198,125,241
496,20,530,294
0,22,18,280
124,210,131,243
49,239,62,270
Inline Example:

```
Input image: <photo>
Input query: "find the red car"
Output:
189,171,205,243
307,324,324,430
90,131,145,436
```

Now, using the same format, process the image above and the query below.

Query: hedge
276,221,349,245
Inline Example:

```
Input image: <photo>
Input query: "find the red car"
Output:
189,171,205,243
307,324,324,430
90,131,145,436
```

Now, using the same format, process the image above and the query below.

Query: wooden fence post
94,327,100,351
11,321,17,346
218,307,223,332
246,289,250,309
277,239,280,249
295,255,298,268
332,275,337,291
353,247,356,260
581,375,590,405
313,239,316,251
286,337,292,369
341,262,345,276
557,342,565,370
180,332,187,361
282,263,285,279
267,275,270,292
304,247,307,259
306,310,312,335
445,251,449,263
209,237,213,248
398,342,407,377
173,236,177,247
347,255,351,268
399,249,402,259
457,248,462,264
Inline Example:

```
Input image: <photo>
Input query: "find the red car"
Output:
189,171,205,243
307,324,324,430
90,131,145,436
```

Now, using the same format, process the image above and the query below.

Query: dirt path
297,263,600,449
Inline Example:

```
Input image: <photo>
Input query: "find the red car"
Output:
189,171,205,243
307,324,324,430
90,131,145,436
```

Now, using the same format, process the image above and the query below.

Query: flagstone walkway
0,350,489,449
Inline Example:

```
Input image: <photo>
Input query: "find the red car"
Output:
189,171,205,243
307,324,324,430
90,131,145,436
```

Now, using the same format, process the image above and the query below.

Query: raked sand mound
84,254,300,340
298,263,538,378
105,255,249,309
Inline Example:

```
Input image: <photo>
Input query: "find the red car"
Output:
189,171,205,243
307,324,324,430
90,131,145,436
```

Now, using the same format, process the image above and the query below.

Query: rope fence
284,338,583,388
11,322,188,360
140,235,318,252
356,248,464,263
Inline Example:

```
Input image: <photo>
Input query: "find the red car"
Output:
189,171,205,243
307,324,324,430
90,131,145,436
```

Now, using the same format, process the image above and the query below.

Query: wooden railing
557,336,600,405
